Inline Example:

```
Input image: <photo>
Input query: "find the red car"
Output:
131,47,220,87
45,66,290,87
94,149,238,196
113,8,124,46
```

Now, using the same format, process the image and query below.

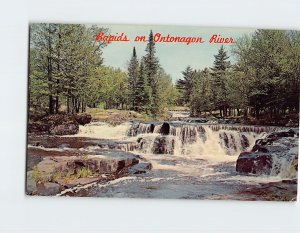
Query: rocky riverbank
236,129,298,178
26,136,151,196
26,119,151,196
28,113,92,135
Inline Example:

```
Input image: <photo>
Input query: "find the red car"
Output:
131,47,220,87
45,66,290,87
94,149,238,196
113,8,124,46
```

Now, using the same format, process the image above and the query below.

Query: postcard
26,23,299,200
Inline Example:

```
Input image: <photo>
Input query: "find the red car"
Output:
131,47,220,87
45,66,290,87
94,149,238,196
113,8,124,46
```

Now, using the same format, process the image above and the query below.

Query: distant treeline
176,30,300,120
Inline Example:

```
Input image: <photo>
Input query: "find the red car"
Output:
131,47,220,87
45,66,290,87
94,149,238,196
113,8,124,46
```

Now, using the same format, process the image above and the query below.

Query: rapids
60,121,297,199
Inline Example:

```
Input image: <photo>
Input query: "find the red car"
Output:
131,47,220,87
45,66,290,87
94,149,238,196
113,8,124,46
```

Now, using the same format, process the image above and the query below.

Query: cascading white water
72,121,259,160
73,122,131,140
69,121,297,179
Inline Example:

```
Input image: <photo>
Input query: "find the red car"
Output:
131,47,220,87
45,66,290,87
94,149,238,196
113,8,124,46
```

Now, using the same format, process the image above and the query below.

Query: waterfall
129,122,261,161
71,121,290,165
68,121,296,178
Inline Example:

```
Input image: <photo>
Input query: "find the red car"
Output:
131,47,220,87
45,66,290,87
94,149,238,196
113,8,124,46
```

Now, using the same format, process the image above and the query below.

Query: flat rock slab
56,177,99,189
28,135,137,151
36,182,62,196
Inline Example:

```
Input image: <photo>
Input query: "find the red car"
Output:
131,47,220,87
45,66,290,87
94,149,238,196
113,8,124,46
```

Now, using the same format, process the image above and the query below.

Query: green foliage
127,47,140,110
176,66,194,105
126,30,177,118
29,23,108,114
176,30,300,121
76,167,92,178
29,166,44,183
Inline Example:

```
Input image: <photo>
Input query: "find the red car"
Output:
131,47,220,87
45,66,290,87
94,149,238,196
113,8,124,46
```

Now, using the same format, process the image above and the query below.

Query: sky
95,24,255,82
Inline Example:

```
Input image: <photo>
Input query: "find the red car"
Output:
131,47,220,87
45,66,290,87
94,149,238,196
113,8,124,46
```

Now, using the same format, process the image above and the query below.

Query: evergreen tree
143,30,160,117
135,62,152,113
127,46,139,110
211,45,231,117
176,66,194,105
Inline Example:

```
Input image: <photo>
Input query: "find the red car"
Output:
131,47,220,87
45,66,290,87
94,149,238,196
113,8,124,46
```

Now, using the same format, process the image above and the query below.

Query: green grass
29,166,45,183
76,167,92,179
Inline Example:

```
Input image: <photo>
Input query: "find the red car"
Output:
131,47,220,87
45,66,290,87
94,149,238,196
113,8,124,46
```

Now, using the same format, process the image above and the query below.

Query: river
54,121,297,200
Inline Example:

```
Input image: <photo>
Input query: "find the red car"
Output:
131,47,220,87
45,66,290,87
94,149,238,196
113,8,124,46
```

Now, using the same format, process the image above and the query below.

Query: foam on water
75,122,131,140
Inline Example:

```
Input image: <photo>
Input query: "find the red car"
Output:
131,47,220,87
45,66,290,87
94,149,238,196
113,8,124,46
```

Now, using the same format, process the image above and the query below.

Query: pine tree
176,66,194,105
127,46,139,111
143,30,160,117
211,45,231,117
135,62,152,113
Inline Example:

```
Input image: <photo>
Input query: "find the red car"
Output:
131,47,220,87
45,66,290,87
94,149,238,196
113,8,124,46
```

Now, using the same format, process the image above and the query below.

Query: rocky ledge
236,129,298,177
26,134,151,196
28,113,92,135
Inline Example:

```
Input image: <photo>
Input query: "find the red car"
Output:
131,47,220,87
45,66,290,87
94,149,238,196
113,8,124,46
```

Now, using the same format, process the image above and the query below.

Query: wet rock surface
28,135,137,151
152,136,175,154
236,152,273,175
236,129,298,177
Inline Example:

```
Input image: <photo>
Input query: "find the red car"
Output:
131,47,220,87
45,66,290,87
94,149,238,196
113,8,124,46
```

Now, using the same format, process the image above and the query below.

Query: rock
28,114,79,135
75,113,92,125
236,152,273,175
160,122,170,135
26,174,37,195
127,122,155,136
129,162,152,174
236,129,298,177
36,182,62,196
56,177,99,189
241,134,250,149
26,154,43,171
50,123,79,135
152,136,175,154
266,129,295,139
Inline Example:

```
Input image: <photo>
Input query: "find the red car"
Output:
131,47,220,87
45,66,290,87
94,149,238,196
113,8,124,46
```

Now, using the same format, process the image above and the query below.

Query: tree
135,62,152,113
127,46,139,110
176,66,194,106
29,23,108,114
143,30,160,118
211,45,231,117
189,68,214,116
232,29,300,121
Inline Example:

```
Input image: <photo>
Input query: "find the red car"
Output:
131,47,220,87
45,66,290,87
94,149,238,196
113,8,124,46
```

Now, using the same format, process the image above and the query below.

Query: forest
177,30,300,122
29,24,300,124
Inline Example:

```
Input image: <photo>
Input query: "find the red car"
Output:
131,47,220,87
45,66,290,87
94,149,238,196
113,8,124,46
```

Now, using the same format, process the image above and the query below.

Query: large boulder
236,152,273,175
236,129,298,178
75,113,92,125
